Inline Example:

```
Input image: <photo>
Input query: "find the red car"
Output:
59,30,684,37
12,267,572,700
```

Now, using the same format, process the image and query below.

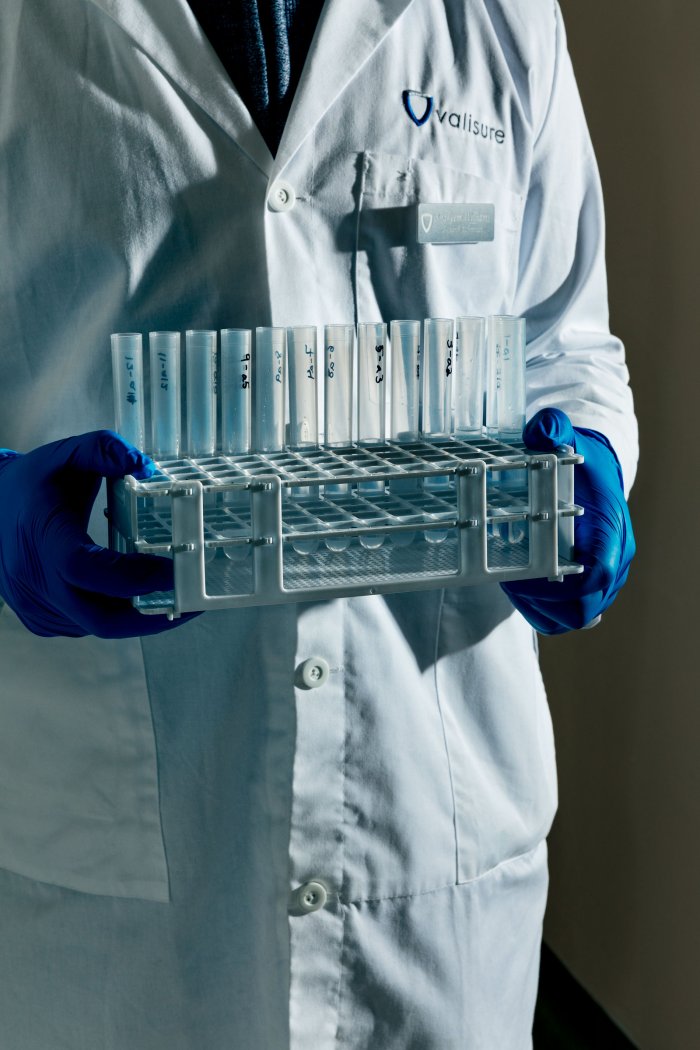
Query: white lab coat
0,1,637,1047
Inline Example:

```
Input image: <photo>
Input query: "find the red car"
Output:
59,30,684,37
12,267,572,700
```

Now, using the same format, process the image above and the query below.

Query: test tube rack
107,435,584,617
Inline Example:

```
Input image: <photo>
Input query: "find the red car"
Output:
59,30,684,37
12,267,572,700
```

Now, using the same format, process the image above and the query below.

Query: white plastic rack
106,435,584,617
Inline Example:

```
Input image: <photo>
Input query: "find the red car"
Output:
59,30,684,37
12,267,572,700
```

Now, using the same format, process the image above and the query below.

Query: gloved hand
501,408,636,635
0,429,198,639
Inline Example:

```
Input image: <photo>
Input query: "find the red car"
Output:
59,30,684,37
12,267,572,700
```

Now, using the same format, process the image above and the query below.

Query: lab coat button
290,880,328,915
268,180,296,212
296,656,330,689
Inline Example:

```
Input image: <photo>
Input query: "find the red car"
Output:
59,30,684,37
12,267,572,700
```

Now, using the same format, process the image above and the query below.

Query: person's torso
0,0,555,910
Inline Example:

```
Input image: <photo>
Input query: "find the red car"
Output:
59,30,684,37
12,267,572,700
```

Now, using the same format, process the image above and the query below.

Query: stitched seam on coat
339,841,545,909
432,588,460,886
351,152,369,328
309,126,320,330
139,638,171,902
532,0,560,147
333,595,349,1049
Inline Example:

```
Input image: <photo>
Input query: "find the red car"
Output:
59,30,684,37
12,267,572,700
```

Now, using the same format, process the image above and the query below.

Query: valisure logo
402,89,506,145
402,90,434,126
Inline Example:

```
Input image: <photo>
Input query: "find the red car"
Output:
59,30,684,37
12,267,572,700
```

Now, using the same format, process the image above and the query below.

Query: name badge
417,203,495,244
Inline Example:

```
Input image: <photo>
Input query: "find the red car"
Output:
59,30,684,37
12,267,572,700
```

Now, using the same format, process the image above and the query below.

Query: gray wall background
542,3,700,1048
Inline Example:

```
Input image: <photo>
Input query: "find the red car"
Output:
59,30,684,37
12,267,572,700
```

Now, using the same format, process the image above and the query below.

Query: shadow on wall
542,3,700,1049
533,944,637,1049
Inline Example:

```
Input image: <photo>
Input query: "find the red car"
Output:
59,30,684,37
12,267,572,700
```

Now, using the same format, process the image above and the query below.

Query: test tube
186,330,218,456
486,315,526,442
111,332,145,450
389,319,421,441
454,317,485,437
220,329,252,455
149,331,180,458
421,317,454,439
324,324,354,447
254,327,287,452
357,322,387,445
287,325,318,448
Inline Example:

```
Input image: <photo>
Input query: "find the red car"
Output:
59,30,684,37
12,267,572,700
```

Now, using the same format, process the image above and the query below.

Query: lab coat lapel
270,0,418,181
86,0,274,178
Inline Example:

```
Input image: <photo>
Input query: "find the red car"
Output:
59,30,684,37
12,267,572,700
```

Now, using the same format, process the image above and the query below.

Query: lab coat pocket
353,151,524,323
0,606,170,901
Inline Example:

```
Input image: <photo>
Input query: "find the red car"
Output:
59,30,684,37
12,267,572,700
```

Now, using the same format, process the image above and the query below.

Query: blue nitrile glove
0,430,198,639
501,408,636,635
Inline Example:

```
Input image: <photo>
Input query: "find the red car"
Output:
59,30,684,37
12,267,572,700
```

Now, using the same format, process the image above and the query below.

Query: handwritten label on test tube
390,320,421,441
254,327,286,452
324,324,354,447
111,333,145,450
421,318,454,439
221,329,252,454
357,322,387,445
287,325,318,448
486,315,526,442
454,317,485,437
186,330,218,456
149,331,180,458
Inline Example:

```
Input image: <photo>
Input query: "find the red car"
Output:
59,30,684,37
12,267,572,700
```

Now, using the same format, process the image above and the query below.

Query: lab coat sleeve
512,2,639,495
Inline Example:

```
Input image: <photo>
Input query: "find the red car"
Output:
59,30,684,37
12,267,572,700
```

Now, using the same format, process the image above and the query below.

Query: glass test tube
421,317,454,438
111,332,145,450
454,317,485,437
287,325,318,448
287,327,318,551
149,331,181,458
357,322,387,445
388,319,421,517
322,324,354,530
486,315,526,442
324,324,354,447
390,320,421,441
221,329,252,454
186,330,218,456
254,327,287,452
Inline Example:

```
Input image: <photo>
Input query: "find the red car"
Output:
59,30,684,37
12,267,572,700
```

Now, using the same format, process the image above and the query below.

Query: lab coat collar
86,0,274,178
270,0,417,181
87,0,416,184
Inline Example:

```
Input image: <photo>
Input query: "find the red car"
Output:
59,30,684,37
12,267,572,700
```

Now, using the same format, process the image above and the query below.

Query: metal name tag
417,203,495,244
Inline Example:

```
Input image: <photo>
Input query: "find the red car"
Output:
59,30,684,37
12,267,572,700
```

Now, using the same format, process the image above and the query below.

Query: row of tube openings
111,316,526,460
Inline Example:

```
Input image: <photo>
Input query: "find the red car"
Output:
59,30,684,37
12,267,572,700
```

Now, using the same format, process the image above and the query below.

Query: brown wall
542,3,700,1047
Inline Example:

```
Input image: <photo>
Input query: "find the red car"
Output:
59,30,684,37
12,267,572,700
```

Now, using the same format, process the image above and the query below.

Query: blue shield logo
402,90,434,127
